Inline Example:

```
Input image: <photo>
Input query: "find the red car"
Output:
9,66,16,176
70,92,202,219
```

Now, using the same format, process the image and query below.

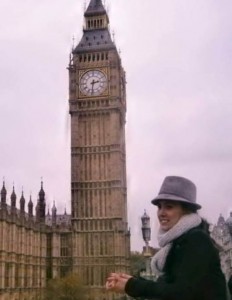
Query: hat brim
151,193,201,209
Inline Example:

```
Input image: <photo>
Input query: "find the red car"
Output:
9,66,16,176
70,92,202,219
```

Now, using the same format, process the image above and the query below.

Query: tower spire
28,194,33,216
20,190,25,213
36,180,46,223
11,185,16,208
1,180,7,206
73,0,113,54
84,0,106,17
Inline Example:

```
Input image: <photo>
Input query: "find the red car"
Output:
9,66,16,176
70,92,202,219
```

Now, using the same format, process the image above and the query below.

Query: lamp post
141,210,152,278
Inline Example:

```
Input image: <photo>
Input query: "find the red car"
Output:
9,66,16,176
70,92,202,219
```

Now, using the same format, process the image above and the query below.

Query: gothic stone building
211,212,232,280
0,1,130,299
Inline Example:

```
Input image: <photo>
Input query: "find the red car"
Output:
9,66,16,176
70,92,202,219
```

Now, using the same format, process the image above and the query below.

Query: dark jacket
228,276,232,296
125,225,227,300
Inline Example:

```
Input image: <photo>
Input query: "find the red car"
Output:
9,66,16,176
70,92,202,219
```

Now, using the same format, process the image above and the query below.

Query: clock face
80,70,107,96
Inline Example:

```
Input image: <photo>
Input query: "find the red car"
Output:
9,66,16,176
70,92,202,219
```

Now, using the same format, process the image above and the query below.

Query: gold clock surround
78,68,108,98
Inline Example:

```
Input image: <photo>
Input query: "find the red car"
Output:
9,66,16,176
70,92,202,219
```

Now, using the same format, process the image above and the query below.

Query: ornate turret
52,201,57,225
214,213,230,236
1,181,7,206
28,195,33,216
36,181,46,223
20,191,25,213
11,186,16,208
226,212,232,235
217,214,226,227
39,181,45,199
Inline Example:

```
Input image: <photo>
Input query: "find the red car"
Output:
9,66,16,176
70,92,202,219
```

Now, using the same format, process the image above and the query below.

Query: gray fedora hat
151,176,201,209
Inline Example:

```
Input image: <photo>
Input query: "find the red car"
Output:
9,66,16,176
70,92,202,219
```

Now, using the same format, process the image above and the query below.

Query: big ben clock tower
69,1,130,299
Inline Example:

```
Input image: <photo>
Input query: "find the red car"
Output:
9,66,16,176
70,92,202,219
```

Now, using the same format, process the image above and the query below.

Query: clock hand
90,79,100,94
91,79,99,86
90,80,94,94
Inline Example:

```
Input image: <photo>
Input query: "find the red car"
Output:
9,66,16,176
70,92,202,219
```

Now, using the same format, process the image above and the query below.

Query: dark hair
199,218,211,235
156,200,199,213
179,202,198,213
180,203,211,235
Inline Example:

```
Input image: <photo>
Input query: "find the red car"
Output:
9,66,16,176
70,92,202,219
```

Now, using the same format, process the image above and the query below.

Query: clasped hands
105,273,132,293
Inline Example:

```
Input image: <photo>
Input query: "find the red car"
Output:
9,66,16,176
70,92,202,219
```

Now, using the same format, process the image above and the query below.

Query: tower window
60,235,69,257
5,263,10,287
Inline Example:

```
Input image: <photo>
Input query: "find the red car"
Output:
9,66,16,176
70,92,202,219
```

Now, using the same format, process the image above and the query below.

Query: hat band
151,193,201,209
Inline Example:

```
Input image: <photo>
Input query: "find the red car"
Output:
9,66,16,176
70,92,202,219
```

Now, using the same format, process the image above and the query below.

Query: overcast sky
0,0,232,250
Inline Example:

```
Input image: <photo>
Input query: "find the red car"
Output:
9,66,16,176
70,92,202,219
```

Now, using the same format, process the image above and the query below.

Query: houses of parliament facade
0,1,130,299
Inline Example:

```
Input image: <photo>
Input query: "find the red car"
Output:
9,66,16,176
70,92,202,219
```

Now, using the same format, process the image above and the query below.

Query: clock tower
68,0,130,299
